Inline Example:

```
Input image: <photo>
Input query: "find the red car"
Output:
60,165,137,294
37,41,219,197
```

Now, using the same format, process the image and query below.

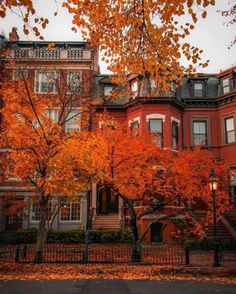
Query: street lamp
208,168,220,267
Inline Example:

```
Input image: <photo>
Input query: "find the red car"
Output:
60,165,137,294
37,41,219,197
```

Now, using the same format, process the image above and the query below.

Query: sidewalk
0,279,236,294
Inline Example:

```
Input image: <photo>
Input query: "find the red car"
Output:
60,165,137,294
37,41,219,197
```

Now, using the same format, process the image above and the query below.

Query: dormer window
104,85,113,96
222,78,230,94
131,81,138,97
193,82,203,97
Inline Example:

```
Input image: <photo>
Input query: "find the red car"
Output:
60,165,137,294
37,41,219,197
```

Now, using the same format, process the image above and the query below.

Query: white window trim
13,68,28,81
34,70,58,94
224,116,235,144
29,205,40,223
104,85,113,96
98,121,103,129
29,198,55,224
128,116,141,126
67,70,82,94
59,199,82,223
65,107,82,134
146,114,166,122
171,116,180,126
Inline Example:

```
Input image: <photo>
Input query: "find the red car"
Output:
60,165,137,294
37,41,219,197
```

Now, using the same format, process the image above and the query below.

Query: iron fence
0,242,235,266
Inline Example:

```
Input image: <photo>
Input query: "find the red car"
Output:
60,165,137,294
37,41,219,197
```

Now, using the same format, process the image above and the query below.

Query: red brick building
92,68,236,243
0,31,99,232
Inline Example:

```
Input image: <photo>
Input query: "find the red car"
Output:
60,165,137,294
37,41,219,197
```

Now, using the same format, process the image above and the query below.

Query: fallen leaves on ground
0,262,236,284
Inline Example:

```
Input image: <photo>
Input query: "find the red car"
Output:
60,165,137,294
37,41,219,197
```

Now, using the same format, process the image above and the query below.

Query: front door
97,186,118,214
151,222,163,243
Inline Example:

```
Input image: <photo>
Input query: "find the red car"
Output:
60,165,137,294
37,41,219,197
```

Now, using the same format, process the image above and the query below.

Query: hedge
184,238,236,251
0,229,132,244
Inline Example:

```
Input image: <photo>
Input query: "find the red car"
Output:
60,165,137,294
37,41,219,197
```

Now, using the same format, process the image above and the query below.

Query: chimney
9,27,19,42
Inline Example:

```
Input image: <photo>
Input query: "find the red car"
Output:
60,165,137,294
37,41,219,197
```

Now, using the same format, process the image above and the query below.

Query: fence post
15,245,19,262
83,243,89,263
185,247,190,265
131,250,141,262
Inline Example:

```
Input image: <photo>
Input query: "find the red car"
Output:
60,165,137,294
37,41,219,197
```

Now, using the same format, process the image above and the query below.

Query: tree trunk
34,196,48,263
130,213,141,262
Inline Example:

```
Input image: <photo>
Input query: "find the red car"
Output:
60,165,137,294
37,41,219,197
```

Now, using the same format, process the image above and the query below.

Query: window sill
59,220,82,223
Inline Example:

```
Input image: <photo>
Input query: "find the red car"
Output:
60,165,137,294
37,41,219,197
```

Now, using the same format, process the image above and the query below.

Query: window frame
224,116,235,144
35,70,58,94
222,77,230,94
65,108,82,134
229,167,236,204
172,121,179,150
30,199,53,223
149,118,163,147
104,85,113,96
67,70,82,94
193,82,204,98
13,68,29,81
59,201,81,222
192,119,208,146
130,120,139,137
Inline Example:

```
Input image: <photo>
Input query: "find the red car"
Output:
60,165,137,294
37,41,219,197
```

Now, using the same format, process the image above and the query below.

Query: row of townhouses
0,29,236,243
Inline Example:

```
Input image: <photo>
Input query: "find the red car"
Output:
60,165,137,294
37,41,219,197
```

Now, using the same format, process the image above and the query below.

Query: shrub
184,238,236,251
47,230,85,243
0,229,132,244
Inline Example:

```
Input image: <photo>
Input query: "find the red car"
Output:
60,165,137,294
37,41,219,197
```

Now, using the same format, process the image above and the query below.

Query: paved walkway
0,279,235,294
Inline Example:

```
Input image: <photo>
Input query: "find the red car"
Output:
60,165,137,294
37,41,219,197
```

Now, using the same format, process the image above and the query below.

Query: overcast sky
1,0,235,74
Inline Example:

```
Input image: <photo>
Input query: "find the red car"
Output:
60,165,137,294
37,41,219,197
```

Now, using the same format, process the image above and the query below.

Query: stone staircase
92,213,121,231
224,210,236,230
194,210,236,240
206,220,234,240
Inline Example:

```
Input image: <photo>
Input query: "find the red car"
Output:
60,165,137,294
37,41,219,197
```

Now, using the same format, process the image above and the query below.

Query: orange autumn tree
72,116,230,259
0,0,50,39
64,0,215,92
0,69,98,262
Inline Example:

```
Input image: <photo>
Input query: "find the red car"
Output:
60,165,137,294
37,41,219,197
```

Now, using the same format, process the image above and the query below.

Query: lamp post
208,168,220,267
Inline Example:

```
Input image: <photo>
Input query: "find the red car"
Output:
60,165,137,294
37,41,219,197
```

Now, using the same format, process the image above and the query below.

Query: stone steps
206,220,233,239
92,214,120,231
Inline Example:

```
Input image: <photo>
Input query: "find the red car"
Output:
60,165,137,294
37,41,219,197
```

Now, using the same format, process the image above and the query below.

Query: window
35,70,58,93
193,82,203,97
131,81,138,96
67,70,82,93
30,202,40,221
172,122,179,150
104,85,113,96
225,117,235,144
46,108,59,123
130,121,139,137
32,108,59,128
193,121,207,146
13,68,28,81
30,199,53,222
149,119,163,147
229,168,236,203
65,109,81,133
222,78,230,94
60,201,81,221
